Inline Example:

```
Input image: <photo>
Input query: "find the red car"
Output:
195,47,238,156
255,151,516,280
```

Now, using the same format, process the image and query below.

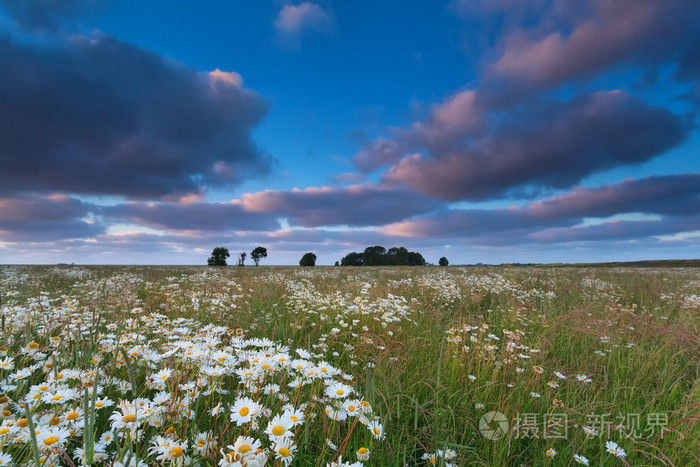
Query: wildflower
367,419,384,440
273,437,297,465
576,374,592,384
265,414,295,441
229,397,260,425
554,371,567,379
0,451,13,465
37,426,71,450
545,447,556,457
357,446,371,461
533,366,544,374
605,441,626,458
325,382,354,399
573,454,590,465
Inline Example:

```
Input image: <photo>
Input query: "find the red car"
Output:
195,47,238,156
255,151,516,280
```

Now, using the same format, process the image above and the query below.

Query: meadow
0,264,698,466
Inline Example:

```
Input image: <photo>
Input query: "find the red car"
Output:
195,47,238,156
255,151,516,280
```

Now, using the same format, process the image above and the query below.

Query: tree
251,246,268,266
299,252,317,266
238,251,246,266
439,257,449,267
363,246,386,266
407,252,426,266
340,252,363,266
207,247,230,266
387,246,409,265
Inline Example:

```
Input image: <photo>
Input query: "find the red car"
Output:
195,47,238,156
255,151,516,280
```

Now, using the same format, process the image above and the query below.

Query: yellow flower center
272,425,285,436
336,389,344,395
122,414,136,423
50,395,63,401
169,447,183,457
348,405,355,412
44,436,59,445
279,447,291,457
290,415,298,422
1,410,9,417
29,342,39,349
18,419,28,428
66,412,79,421
238,444,251,454
39,385,49,391
373,427,381,435
358,447,367,454
49,417,61,426
0,428,10,434
239,407,249,416
95,402,104,407
261,364,270,370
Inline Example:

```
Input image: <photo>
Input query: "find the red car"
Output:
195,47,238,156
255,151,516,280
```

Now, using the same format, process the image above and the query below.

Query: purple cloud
0,34,271,199
384,174,700,239
241,184,439,227
107,201,280,232
0,193,103,242
481,0,700,90
380,91,687,200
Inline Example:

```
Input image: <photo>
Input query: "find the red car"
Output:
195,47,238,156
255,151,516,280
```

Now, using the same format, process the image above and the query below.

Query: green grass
0,264,698,466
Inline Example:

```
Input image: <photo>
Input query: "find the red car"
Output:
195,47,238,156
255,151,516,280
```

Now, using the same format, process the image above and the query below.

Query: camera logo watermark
479,411,509,440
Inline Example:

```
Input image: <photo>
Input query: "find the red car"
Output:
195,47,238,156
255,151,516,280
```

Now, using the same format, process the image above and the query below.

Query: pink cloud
488,0,696,87
274,2,334,44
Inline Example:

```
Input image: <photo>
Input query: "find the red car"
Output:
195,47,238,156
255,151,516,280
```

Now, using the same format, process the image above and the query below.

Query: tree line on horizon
340,246,427,266
208,245,447,267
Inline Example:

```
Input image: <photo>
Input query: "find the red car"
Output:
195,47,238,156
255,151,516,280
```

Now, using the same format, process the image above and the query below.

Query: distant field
1,265,698,466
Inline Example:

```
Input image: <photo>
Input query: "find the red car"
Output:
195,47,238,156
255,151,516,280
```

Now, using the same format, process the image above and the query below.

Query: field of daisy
0,264,698,466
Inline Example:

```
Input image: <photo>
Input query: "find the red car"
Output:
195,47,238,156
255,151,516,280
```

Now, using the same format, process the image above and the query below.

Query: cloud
0,33,271,199
330,172,366,185
481,0,700,90
531,217,700,243
274,2,334,47
240,184,439,227
384,174,700,240
0,193,103,242
355,90,485,171
379,91,687,200
0,0,102,32
106,201,280,232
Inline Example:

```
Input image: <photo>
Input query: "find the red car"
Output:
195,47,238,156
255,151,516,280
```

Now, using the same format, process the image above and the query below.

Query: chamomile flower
273,437,297,465
573,454,590,465
229,397,260,425
357,446,371,461
545,447,556,458
605,440,626,458
265,414,295,441
367,419,384,440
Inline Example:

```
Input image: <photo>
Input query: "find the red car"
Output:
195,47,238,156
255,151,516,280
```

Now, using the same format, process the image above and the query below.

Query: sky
0,0,699,265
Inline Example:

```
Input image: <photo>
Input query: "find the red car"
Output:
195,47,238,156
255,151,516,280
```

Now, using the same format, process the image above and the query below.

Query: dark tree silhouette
299,252,317,266
439,257,449,266
238,252,246,266
251,246,267,266
340,246,426,266
207,247,230,266
340,252,364,266
363,246,386,266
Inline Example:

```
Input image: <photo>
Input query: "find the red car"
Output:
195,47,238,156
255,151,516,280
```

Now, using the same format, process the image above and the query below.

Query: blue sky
0,0,698,265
